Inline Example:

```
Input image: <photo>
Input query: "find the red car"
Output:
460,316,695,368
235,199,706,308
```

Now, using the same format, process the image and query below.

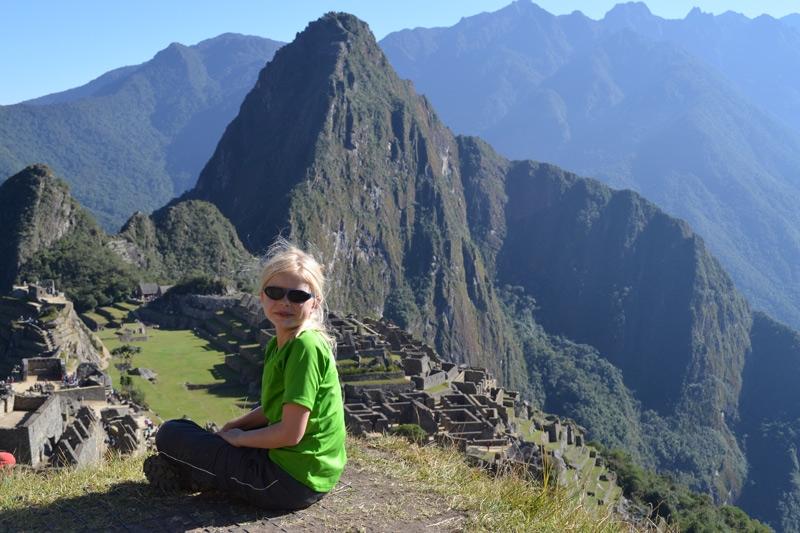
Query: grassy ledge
1,435,630,532
351,435,626,532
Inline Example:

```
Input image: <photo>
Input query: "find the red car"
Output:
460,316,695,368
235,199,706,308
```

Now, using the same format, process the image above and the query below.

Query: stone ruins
0,284,150,468
135,291,620,506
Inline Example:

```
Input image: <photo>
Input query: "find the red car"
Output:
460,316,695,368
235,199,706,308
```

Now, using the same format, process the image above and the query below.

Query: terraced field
100,327,251,425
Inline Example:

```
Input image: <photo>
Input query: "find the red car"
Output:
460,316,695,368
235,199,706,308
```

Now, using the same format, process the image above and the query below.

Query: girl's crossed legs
151,419,324,510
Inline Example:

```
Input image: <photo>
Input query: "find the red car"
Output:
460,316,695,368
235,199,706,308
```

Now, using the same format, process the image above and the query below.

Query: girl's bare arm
219,407,268,432
218,403,310,448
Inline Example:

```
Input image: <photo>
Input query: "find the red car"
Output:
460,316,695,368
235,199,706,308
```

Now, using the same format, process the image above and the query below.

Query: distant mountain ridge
379,0,800,336
0,33,283,231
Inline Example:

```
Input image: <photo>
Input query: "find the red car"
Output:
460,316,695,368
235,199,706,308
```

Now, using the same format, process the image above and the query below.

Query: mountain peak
0,165,92,290
686,6,710,19
602,2,661,34
296,11,377,48
191,11,401,249
604,2,653,20
14,163,57,181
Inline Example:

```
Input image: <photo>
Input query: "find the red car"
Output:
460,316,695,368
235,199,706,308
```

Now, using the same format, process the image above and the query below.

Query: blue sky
2,0,799,105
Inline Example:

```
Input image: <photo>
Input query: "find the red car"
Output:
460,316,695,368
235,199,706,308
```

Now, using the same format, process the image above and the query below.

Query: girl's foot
143,454,193,492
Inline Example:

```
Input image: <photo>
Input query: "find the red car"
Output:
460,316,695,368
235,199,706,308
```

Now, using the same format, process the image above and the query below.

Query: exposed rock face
50,301,109,368
0,163,255,303
0,164,140,311
493,160,752,420
0,165,93,291
737,312,800,528
108,212,157,270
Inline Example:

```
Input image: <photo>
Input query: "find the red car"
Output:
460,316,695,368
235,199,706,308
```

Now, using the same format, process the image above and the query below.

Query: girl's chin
272,317,300,329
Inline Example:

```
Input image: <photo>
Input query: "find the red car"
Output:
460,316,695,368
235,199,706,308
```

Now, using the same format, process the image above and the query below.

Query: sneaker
143,454,189,492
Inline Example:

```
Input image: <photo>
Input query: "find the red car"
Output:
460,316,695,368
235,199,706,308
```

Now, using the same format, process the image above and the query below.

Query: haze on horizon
2,0,799,105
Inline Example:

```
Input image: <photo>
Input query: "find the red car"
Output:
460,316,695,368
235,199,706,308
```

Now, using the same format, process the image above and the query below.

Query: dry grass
0,453,146,511
349,434,629,532
0,436,636,532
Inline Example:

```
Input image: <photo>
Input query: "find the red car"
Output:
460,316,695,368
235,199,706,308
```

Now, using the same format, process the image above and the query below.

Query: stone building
0,392,63,466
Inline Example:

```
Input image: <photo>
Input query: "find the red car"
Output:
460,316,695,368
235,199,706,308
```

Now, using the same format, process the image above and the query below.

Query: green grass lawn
99,328,250,425
425,381,451,394
99,306,128,320
82,311,108,325
115,301,139,311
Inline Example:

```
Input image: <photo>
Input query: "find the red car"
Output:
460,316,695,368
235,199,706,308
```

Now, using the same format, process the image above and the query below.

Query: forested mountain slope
0,34,282,230
380,0,800,335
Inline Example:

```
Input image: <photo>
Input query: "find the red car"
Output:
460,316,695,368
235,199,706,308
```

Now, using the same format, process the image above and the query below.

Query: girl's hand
218,428,245,447
219,420,240,433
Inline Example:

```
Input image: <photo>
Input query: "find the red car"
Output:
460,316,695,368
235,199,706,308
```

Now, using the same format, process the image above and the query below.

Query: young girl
144,239,347,510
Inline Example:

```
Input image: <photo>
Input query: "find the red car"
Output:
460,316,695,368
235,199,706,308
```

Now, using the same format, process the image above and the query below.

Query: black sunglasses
263,286,314,303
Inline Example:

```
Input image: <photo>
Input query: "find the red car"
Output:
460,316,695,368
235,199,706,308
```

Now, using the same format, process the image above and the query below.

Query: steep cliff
0,165,138,311
737,312,800,529
0,165,94,290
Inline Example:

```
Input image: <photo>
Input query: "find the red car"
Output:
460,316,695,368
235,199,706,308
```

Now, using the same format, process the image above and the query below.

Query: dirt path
2,444,469,533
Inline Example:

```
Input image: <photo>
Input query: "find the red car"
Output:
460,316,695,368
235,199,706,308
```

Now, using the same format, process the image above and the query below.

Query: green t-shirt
261,329,347,492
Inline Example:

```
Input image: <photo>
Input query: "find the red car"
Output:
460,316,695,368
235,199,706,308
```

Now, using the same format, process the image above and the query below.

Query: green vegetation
337,361,402,376
0,35,283,231
183,13,769,522
352,435,624,531
0,165,139,311
339,377,409,386
599,446,770,532
165,275,229,296
100,327,250,425
119,200,256,287
20,230,139,312
389,423,427,444
1,11,790,529
382,6,800,335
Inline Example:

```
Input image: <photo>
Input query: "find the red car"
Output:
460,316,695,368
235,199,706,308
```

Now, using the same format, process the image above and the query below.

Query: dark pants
155,419,325,510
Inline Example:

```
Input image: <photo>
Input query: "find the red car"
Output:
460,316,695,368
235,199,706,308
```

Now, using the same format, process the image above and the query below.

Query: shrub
390,424,427,444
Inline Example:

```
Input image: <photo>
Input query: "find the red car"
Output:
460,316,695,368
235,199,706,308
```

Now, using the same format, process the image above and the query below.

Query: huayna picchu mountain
182,12,800,529
187,12,528,392
0,164,254,311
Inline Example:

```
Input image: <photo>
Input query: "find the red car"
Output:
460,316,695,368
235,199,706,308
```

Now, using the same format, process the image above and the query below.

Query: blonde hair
259,237,335,351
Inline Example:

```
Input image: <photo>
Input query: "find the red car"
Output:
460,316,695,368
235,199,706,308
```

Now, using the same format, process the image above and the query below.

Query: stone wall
15,394,63,466
54,385,106,403
0,425,27,463
44,302,108,367
52,406,103,467
22,357,65,380
2,296,107,374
